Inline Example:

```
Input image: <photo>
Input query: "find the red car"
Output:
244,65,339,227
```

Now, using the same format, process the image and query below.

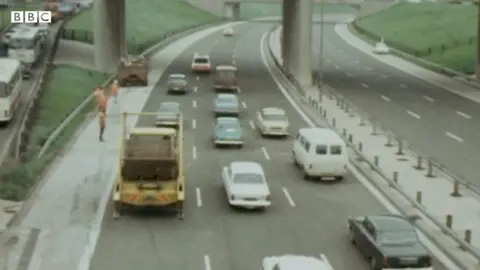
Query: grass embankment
353,3,476,74
0,66,107,201
240,3,356,19
64,0,220,53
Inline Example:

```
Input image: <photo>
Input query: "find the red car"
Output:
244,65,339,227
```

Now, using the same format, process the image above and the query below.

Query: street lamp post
318,0,325,87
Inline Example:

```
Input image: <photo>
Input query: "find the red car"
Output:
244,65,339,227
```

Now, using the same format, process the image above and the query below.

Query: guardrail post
414,156,424,170
359,117,366,126
464,229,472,245
358,142,363,152
336,98,340,106
416,191,422,205
344,102,350,113
332,118,336,128
373,156,379,168
396,140,404,155
371,122,378,136
348,134,353,143
425,159,435,178
445,214,453,229
342,128,347,138
450,180,461,197
392,171,398,183
322,110,327,118
385,135,393,147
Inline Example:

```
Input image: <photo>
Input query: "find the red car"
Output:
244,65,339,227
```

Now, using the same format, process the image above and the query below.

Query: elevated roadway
89,22,448,270
312,21,480,189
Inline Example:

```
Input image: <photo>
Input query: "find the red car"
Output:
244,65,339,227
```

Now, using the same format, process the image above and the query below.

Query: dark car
348,214,432,270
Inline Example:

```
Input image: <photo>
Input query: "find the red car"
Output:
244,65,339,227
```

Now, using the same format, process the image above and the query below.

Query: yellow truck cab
113,112,184,219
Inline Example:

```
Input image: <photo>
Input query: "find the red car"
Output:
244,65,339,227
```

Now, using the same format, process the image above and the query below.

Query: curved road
89,22,447,270
313,21,480,189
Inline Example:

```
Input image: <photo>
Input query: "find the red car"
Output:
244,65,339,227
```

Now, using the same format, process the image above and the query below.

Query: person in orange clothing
99,111,106,142
110,79,119,103
94,86,107,112
98,91,108,113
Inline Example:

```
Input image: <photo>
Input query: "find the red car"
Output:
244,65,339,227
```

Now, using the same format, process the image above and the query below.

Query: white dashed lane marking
380,95,390,102
407,110,421,119
423,95,434,102
282,187,295,207
196,188,202,207
261,147,270,160
446,132,463,142
456,111,472,119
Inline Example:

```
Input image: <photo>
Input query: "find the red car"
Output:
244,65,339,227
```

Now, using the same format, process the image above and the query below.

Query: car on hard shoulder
223,27,234,36
167,73,188,94
372,38,390,55
348,214,433,270
214,117,243,148
222,161,271,209
156,102,181,127
191,53,211,73
262,254,334,270
214,65,238,92
214,93,239,116
257,107,289,137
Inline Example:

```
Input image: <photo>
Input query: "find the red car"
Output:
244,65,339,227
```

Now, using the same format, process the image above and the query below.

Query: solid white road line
446,132,463,142
196,188,202,207
193,146,197,159
456,111,472,119
423,95,434,102
192,119,196,129
407,110,421,119
361,83,368,88
282,187,295,207
193,86,198,92
261,146,270,160
260,32,462,270
204,255,211,270
380,95,390,102
249,120,255,129
241,101,247,109
400,84,407,88
193,100,197,108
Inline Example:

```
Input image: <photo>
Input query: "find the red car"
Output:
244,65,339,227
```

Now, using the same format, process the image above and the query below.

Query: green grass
64,0,219,53
240,3,356,19
355,3,477,73
0,65,107,201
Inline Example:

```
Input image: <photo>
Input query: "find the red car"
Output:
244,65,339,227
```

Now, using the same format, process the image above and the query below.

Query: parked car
221,161,271,209
156,102,181,127
262,254,333,270
167,73,188,94
256,107,289,137
214,93,239,116
214,117,243,148
223,27,234,36
348,214,433,270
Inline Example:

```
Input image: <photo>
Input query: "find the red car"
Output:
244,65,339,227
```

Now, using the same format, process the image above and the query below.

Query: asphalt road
312,22,480,189
0,22,61,163
89,22,447,270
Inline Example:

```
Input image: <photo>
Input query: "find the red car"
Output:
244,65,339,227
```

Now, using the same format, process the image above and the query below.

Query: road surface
89,22,448,270
313,21,480,189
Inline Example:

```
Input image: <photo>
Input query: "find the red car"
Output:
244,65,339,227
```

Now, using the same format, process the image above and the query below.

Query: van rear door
311,144,347,176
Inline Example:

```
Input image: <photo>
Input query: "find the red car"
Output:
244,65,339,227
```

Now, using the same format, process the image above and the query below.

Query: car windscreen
233,173,264,184
378,230,418,246
159,104,178,112
264,114,287,122
218,121,238,130
217,97,235,104
169,78,185,84
194,58,208,64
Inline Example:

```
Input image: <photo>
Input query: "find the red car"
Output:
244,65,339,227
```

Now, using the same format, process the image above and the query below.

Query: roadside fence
267,25,480,267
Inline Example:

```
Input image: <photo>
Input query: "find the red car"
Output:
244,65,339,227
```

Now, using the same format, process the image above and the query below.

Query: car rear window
264,114,286,122
194,58,208,64
316,145,327,155
330,145,342,155
233,173,263,184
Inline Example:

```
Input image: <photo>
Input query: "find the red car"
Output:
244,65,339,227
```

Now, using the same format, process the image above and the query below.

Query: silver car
214,93,239,116
167,74,188,94
156,102,181,127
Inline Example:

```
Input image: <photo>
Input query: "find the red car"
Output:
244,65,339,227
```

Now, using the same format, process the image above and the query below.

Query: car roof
169,74,186,78
216,93,237,99
230,162,264,174
263,255,331,270
369,215,413,232
298,128,343,144
216,65,237,71
193,53,209,59
216,117,239,123
262,107,286,115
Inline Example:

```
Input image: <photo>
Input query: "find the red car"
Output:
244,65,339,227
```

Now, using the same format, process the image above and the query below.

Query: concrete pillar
281,0,295,72
289,0,313,86
223,1,240,20
94,0,124,72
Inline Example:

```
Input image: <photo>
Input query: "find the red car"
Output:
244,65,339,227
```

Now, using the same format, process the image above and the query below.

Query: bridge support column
288,0,313,86
476,3,480,79
281,0,295,72
223,1,241,21
94,0,126,72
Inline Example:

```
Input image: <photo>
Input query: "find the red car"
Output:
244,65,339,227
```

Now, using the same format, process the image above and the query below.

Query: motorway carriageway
89,22,448,270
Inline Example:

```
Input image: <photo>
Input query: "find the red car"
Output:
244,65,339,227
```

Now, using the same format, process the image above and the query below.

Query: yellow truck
113,112,184,219
118,56,149,87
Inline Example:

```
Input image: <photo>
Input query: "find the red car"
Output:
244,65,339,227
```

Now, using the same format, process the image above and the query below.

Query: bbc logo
11,11,52,23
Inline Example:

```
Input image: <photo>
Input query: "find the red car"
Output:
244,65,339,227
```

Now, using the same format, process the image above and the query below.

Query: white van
292,128,348,181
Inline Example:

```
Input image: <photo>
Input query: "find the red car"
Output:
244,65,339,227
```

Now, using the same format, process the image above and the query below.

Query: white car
257,107,289,137
191,53,211,73
222,161,271,209
262,255,333,270
223,27,234,36
372,39,390,54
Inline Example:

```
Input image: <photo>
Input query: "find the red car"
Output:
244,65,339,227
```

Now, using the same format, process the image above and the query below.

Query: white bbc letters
10,11,51,23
